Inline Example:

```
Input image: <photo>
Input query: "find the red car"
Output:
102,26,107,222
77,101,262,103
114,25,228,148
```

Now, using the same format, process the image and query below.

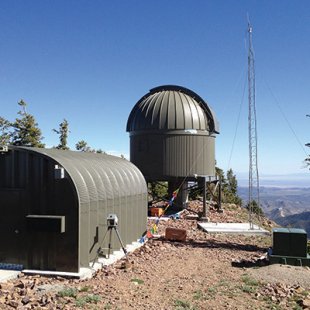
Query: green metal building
0,146,147,272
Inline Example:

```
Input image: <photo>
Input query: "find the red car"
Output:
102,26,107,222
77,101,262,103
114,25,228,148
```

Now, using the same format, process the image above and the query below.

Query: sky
0,1,309,182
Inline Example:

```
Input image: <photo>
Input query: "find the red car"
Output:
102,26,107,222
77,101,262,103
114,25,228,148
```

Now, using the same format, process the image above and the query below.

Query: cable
227,30,249,171
227,71,247,171
264,79,308,156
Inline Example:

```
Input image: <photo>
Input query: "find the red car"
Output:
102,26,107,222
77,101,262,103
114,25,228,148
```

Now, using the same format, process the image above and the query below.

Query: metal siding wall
117,160,131,244
53,177,79,272
79,157,124,265
118,159,146,254
130,134,165,179
85,159,113,263
0,149,79,272
130,133,215,179
26,153,79,272
163,134,215,177
110,160,124,252
0,189,25,266
77,159,99,264
2,147,147,271
59,152,147,268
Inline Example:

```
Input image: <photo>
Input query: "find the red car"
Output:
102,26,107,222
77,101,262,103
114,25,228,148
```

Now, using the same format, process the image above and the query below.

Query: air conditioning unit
0,145,8,152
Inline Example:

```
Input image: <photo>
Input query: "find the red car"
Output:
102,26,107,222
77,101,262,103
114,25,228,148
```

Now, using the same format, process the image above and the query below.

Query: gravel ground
249,264,310,288
0,202,309,310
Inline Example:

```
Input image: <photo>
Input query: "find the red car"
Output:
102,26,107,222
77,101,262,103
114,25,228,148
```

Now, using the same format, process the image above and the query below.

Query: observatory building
127,85,220,208
0,146,147,273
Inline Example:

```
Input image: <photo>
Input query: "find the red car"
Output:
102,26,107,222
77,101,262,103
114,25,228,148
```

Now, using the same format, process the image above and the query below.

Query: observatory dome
127,85,219,181
126,85,219,134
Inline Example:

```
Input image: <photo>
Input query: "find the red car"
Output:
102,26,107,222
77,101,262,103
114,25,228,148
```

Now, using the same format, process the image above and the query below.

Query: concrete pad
22,268,94,280
198,222,269,235
0,270,21,283
91,239,145,272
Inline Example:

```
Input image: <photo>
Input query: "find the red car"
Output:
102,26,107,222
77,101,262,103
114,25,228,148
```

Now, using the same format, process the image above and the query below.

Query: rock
14,281,25,289
0,296,6,304
302,298,310,308
21,295,30,305
7,300,19,308
29,281,36,290
0,283,11,291
115,260,130,270
40,295,49,306
295,286,304,294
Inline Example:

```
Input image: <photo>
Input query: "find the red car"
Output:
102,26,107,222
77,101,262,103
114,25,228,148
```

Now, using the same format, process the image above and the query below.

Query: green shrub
148,182,168,201
57,287,78,298
130,278,144,285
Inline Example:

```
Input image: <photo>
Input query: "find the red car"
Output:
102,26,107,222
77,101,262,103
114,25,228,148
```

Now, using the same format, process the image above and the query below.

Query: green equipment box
272,228,307,257
269,227,310,267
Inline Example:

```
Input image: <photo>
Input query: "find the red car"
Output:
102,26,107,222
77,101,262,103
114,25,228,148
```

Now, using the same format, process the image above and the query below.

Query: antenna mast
247,20,260,229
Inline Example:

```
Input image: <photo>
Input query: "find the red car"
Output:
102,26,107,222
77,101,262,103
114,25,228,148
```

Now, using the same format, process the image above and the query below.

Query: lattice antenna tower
247,21,260,229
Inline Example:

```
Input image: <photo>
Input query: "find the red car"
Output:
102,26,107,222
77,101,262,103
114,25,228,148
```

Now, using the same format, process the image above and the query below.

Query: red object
146,231,153,238
165,227,187,242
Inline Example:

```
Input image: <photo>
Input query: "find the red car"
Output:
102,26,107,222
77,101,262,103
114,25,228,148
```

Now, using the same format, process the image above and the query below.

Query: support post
199,176,208,221
203,176,207,217
217,177,222,212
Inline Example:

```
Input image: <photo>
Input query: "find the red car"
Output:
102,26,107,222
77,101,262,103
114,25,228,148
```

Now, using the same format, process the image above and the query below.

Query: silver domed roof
126,85,219,133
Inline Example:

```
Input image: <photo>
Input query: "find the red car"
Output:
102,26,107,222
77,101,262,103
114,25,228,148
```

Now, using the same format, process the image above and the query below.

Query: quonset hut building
0,146,147,273
127,85,220,210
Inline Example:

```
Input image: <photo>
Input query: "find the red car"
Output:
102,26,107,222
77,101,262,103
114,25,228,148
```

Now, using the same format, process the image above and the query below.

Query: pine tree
0,117,11,145
214,167,241,205
226,168,238,195
53,119,69,150
246,200,264,215
215,166,226,184
11,100,44,147
224,169,242,205
75,140,91,152
148,182,168,201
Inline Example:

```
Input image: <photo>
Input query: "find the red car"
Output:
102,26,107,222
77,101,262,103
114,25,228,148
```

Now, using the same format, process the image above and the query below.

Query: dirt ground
0,202,309,310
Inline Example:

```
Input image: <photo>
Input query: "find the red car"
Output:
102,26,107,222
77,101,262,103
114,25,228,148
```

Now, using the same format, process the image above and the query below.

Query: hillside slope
238,186,310,237
274,211,310,236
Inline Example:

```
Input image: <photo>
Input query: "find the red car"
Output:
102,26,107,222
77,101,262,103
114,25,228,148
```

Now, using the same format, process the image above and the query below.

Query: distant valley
238,187,310,236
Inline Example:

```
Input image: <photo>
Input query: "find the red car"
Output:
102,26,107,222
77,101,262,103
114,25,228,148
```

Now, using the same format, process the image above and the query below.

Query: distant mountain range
238,186,310,237
236,172,309,188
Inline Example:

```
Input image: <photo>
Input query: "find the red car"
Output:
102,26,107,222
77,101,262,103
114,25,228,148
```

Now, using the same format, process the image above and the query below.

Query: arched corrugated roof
127,85,219,134
16,147,147,205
